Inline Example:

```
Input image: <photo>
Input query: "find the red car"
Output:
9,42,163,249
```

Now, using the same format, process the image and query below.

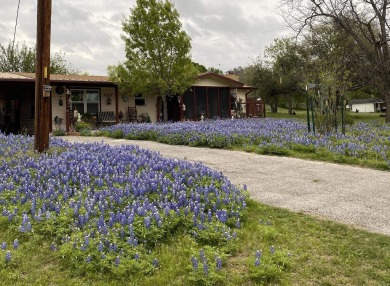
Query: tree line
0,41,78,74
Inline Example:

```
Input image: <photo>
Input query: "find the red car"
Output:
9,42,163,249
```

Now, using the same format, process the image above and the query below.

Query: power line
12,0,21,50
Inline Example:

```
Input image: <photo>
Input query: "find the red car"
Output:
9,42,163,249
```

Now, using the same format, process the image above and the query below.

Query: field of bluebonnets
98,118,390,170
2,117,390,284
2,133,293,284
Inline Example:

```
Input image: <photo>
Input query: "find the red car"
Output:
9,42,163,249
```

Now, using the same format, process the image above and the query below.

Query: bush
80,129,92,136
52,129,66,136
75,121,91,132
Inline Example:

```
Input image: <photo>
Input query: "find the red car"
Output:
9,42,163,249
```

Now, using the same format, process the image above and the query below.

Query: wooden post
34,0,52,152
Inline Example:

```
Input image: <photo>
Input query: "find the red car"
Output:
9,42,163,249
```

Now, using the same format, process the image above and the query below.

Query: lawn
1,132,390,285
267,106,386,123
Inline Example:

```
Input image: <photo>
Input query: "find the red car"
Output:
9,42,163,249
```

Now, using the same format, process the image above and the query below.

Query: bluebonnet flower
203,261,209,276
144,216,151,229
153,258,159,268
13,239,19,250
191,256,198,271
216,257,222,271
1,242,6,250
256,250,262,259
5,251,11,263
50,243,57,252
254,258,260,267
2,208,8,216
98,241,104,252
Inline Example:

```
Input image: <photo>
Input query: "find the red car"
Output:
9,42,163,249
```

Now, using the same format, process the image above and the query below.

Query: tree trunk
288,94,292,115
163,95,168,122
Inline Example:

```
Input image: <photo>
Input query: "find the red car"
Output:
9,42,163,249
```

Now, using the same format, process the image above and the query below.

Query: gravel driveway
63,136,390,236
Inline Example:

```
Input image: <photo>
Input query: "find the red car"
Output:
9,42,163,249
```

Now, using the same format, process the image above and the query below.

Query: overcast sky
0,0,290,76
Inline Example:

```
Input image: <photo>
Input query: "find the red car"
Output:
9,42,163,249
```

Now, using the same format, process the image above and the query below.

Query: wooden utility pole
34,0,52,152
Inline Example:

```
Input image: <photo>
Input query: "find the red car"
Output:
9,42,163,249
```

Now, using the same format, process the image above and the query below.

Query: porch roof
0,72,115,86
196,72,257,90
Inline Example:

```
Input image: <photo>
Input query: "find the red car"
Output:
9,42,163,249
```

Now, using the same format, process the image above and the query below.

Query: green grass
266,106,386,124
265,106,308,120
1,200,389,285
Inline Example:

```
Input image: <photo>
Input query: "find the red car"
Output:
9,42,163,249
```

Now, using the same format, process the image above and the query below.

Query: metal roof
349,98,384,104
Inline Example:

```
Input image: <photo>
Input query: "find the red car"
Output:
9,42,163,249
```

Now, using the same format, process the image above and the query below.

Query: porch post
115,85,119,123
193,88,196,120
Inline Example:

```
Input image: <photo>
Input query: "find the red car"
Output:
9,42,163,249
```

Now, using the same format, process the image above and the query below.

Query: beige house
124,72,261,122
181,71,260,120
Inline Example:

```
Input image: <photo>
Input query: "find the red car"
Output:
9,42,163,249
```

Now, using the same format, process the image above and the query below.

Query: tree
0,41,35,72
265,37,307,113
208,67,224,74
280,0,390,122
0,41,79,74
238,59,281,111
301,23,362,132
192,61,207,73
113,0,198,121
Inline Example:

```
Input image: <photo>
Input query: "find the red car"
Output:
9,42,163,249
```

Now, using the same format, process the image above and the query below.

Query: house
180,72,260,121
0,71,260,134
349,98,385,113
0,72,118,134
135,71,260,122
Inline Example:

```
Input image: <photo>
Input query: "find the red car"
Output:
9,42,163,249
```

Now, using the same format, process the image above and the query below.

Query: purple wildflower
153,258,159,268
13,239,18,250
5,251,11,263
255,258,260,267
216,257,222,271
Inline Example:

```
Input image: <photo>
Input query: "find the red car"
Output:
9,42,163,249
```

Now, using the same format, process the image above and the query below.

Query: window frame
70,89,100,115
135,94,146,106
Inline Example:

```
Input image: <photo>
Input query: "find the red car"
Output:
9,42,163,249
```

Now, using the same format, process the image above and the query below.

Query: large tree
280,0,390,122
0,41,78,74
237,59,281,111
111,0,197,121
265,37,307,113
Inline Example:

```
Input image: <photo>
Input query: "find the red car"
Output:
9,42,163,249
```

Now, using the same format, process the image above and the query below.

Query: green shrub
52,129,66,136
109,129,124,139
80,129,92,136
75,121,90,132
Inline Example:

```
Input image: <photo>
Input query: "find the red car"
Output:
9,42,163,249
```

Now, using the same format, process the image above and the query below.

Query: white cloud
0,0,289,75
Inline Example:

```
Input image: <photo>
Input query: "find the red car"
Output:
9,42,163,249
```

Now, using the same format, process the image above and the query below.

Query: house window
135,94,146,106
71,89,99,115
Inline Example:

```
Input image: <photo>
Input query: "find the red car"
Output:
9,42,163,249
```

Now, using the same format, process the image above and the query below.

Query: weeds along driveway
63,136,390,236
